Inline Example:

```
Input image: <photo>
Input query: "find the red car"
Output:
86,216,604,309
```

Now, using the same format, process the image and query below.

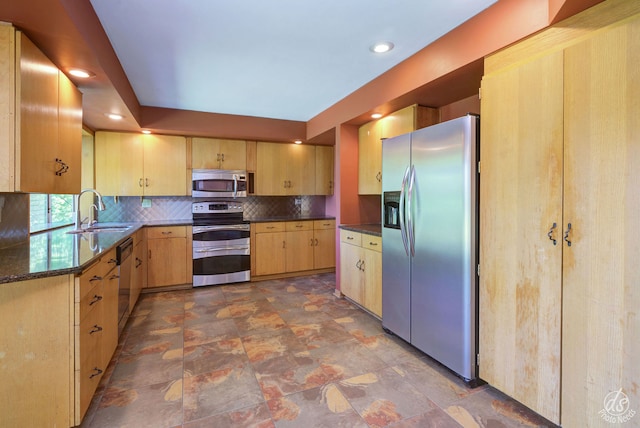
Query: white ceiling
89,0,496,122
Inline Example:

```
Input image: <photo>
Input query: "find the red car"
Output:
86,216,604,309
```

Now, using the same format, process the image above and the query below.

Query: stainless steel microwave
192,169,247,198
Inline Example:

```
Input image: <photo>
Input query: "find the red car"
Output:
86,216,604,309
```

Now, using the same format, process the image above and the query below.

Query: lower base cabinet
339,229,382,317
252,220,336,278
146,226,191,288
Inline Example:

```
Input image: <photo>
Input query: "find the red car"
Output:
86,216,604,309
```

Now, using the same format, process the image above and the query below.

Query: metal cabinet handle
266,226,276,229
310,238,314,246
221,153,225,162
55,158,69,176
547,222,557,246
282,241,286,249
135,257,142,268
108,258,117,265
89,294,103,306
369,241,378,246
89,325,103,334
89,275,102,282
139,178,143,187
217,153,221,161
161,231,173,235
376,172,382,182
356,260,362,270
145,178,149,187
564,223,572,247
89,367,103,379
315,238,318,246
347,236,354,240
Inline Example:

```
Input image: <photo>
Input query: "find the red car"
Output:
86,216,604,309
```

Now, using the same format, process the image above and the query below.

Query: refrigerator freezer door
381,133,412,342
409,116,478,380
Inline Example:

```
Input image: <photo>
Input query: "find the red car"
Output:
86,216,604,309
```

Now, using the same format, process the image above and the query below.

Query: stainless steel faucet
74,189,106,230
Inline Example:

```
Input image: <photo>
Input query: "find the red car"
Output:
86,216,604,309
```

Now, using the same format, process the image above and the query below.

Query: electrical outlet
294,197,302,206
141,198,152,208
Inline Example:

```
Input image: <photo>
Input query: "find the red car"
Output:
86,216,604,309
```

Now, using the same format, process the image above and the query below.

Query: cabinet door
285,230,314,272
381,105,415,139
255,231,286,275
256,142,288,195
358,120,383,195
95,132,144,196
286,144,315,195
313,227,336,269
479,51,564,423
16,32,59,193
143,134,187,196
561,21,640,426
55,71,82,194
362,247,382,317
192,137,246,170
315,146,334,195
339,242,363,305
101,268,119,368
131,233,146,309
147,237,188,287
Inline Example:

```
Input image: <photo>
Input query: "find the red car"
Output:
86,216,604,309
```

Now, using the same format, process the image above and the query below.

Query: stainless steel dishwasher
116,237,134,334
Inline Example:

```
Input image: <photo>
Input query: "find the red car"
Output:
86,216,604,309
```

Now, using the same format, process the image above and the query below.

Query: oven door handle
193,225,249,233
194,246,249,253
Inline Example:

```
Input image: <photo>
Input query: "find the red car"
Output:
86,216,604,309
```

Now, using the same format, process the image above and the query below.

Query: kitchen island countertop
339,223,381,237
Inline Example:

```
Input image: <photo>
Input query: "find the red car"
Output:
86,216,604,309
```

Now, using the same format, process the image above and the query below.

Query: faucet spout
75,189,106,230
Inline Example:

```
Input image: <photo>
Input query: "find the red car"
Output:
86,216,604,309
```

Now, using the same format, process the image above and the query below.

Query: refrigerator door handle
407,165,416,257
399,165,411,256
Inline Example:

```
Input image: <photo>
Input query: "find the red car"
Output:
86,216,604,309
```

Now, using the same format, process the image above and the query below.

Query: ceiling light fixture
370,42,394,54
371,113,383,119
68,68,95,78
294,140,302,145
141,130,151,134
106,113,123,120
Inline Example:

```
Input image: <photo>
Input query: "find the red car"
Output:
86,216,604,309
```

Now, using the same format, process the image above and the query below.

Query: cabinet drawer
314,219,335,230
76,249,117,302
286,221,313,231
77,305,103,372
340,229,362,246
255,222,285,233
362,235,382,252
77,281,104,323
147,226,186,239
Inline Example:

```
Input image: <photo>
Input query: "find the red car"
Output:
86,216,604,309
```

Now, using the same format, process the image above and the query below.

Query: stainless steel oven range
192,201,250,287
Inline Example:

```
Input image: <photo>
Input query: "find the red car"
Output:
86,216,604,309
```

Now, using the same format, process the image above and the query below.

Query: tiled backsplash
0,193,29,249
97,195,326,223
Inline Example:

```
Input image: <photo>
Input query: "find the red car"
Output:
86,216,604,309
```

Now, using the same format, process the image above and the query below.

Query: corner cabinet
339,229,381,317
192,137,247,170
315,145,334,195
252,220,336,278
358,105,438,195
0,24,82,194
479,5,640,425
95,132,187,196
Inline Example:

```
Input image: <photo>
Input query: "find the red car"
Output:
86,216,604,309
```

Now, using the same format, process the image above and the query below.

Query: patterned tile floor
81,273,557,428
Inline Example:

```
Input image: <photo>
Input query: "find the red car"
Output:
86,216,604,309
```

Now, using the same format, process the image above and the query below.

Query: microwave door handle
233,175,238,198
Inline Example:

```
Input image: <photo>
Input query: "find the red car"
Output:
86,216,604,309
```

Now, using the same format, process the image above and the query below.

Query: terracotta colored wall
439,95,480,123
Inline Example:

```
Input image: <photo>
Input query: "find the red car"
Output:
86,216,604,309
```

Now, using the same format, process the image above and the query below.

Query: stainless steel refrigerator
381,114,479,382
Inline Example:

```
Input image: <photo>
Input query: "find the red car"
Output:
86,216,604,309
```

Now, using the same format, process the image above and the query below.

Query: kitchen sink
67,225,133,234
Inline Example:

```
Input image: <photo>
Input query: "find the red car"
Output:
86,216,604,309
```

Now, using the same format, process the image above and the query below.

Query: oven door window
193,248,250,275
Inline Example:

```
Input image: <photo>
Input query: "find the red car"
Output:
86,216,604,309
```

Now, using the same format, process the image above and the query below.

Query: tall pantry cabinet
479,2,639,426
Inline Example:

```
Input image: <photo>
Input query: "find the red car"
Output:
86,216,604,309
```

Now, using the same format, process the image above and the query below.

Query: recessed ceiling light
106,113,123,120
141,130,151,134
294,140,302,145
68,68,95,78
370,42,394,54
371,113,383,119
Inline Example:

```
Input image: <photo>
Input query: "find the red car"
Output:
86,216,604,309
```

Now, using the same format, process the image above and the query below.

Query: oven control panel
192,201,243,214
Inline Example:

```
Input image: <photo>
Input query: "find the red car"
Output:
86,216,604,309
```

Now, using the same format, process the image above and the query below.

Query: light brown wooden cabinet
358,105,438,195
479,4,640,425
74,248,118,423
0,25,82,194
339,229,381,317
315,145,334,195
95,132,187,196
252,220,336,278
131,228,147,311
255,142,316,195
192,137,247,170
146,226,191,288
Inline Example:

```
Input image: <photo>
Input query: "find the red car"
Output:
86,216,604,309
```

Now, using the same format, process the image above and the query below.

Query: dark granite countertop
246,215,336,223
0,220,192,285
339,223,382,237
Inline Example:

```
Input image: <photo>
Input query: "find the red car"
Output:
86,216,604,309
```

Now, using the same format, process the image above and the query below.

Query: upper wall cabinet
315,145,334,195
255,142,316,196
95,132,187,196
192,137,246,170
358,104,438,195
0,25,82,194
